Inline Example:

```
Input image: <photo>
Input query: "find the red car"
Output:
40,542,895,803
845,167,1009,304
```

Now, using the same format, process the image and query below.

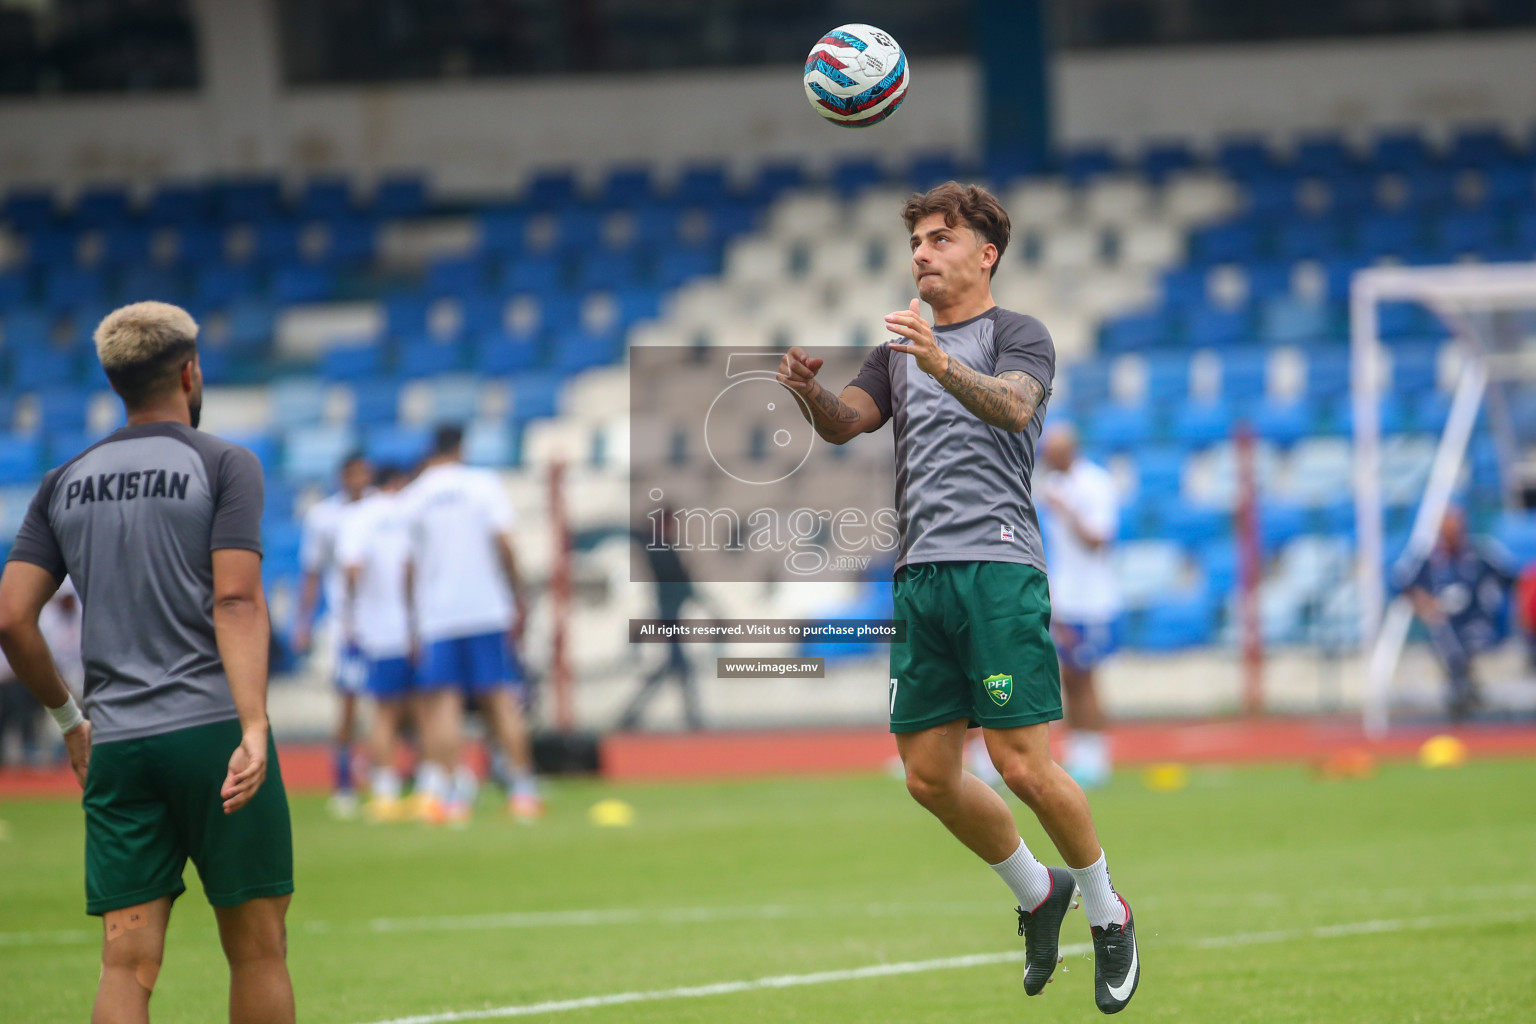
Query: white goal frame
1352,263,1536,736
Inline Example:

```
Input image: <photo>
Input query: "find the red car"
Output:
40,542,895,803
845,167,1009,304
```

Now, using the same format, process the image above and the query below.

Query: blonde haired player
0,302,294,1024
776,184,1139,1013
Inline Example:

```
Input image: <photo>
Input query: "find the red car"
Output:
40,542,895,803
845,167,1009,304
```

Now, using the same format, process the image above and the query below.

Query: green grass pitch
2,757,1534,1023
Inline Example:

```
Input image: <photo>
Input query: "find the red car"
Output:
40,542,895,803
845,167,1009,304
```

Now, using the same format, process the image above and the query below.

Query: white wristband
47,694,84,734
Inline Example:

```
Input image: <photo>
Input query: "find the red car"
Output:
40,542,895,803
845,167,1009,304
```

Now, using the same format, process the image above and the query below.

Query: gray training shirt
847,306,1055,573
8,422,264,743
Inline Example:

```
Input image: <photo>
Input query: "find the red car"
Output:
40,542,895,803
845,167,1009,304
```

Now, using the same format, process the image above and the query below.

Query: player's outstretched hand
221,726,269,814
886,299,949,378
776,347,824,392
64,718,91,788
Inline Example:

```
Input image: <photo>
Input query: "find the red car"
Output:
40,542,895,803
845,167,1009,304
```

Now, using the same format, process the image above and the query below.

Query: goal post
1352,263,1536,736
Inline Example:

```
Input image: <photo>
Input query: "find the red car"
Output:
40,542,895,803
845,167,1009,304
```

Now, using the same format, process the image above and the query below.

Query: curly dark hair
901,181,1011,278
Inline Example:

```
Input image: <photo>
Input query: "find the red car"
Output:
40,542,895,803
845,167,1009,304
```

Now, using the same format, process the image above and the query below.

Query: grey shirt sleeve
7,470,66,580
846,342,893,424
211,445,265,554
992,311,1056,396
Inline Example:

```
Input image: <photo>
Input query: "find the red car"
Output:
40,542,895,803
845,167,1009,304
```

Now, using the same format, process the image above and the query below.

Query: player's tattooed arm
801,383,864,442
938,362,1044,432
776,346,878,443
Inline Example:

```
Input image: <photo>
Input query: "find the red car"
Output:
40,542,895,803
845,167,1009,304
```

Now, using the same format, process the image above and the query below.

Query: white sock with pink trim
990,837,1054,911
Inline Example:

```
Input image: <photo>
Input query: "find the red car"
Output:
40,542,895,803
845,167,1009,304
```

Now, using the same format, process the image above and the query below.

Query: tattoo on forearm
937,362,1044,432
790,382,862,441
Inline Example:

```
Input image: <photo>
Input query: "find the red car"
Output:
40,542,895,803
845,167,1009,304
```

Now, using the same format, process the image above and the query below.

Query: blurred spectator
1397,508,1517,720
623,509,720,731
0,580,82,766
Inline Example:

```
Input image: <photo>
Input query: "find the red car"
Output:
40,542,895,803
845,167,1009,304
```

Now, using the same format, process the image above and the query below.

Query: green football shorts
83,717,294,915
888,560,1063,733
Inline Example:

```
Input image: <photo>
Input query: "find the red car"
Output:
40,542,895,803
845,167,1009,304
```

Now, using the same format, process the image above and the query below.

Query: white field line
4,883,1536,948
355,907,1536,1024
359,902,1536,1024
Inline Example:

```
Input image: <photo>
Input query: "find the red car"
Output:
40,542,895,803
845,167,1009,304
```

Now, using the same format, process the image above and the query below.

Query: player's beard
189,386,203,429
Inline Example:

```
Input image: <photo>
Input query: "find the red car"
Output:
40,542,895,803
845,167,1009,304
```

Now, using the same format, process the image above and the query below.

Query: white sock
1068,851,1127,929
452,764,479,807
989,837,1054,911
511,770,539,800
416,761,449,803
371,767,402,801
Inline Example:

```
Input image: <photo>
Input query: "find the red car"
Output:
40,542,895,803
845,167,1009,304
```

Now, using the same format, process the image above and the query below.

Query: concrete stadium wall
2,25,1536,197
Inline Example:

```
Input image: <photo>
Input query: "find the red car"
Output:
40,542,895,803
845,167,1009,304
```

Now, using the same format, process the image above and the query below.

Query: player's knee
998,757,1049,807
904,765,959,809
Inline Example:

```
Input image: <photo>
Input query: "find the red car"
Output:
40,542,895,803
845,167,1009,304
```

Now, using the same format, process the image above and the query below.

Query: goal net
1353,263,1536,735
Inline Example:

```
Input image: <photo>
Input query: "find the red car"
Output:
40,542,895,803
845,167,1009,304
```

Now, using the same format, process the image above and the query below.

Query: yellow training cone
588,799,636,827
1143,763,1189,791
1418,735,1468,769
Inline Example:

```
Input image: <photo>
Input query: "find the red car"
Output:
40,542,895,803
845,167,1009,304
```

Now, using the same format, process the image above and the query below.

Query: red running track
2,717,1534,797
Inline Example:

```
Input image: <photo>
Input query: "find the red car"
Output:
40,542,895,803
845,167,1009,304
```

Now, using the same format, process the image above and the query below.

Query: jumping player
293,451,371,817
401,426,540,824
776,183,1139,1013
0,302,294,1024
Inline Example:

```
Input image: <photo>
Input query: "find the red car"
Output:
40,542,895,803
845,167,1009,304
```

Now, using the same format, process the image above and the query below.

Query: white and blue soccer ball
802,24,909,129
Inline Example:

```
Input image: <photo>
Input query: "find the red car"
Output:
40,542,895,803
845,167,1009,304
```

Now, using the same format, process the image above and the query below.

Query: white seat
848,186,916,238
802,237,876,285
1281,438,1352,507
1004,179,1075,230
1037,226,1102,272
1114,540,1188,609
1161,171,1240,226
724,236,793,285
767,192,845,242
1082,176,1154,225
1116,219,1184,269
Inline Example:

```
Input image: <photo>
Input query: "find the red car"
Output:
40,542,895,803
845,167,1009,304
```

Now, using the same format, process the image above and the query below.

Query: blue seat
1137,592,1216,651
215,179,283,222
1390,345,1439,395
1436,209,1498,254
272,265,335,304
322,219,377,265
195,264,259,307
1377,301,1439,339
10,346,75,390
1144,353,1190,399
598,166,654,206
0,434,43,485
1219,350,1268,401
1493,511,1536,565
612,287,662,327
320,343,383,380
398,338,464,378
1354,213,1418,258
1083,401,1154,451
748,162,805,203
1305,350,1352,401
100,225,152,265
1260,297,1329,344
297,178,352,219
44,269,106,312
832,156,886,195
73,186,131,227
422,376,483,423
373,177,427,218
1258,501,1309,554
224,300,275,353
364,424,431,466
475,332,542,375
176,225,226,266
553,209,606,250
1159,267,1207,310
705,202,758,240
0,271,25,309
459,295,508,340
673,164,731,206
1252,398,1315,446
576,251,641,290
48,429,108,464
1483,165,1534,207
350,377,402,425
4,307,55,350
480,210,528,255
1066,361,1112,406
3,190,57,231
1371,132,1434,172
119,266,184,307
524,169,580,209
628,205,682,247
34,387,90,434
1062,144,1116,184
1162,504,1229,550
270,378,328,426
1292,134,1354,176
909,152,962,190
553,329,622,375
1135,446,1185,498
426,256,487,297
282,424,356,483
1099,311,1171,352
1199,540,1240,596
253,221,301,264
1399,167,1456,209
1192,222,1260,263
464,420,518,468
144,184,208,224
501,255,564,293
1448,127,1513,168
1325,173,1376,215
510,372,562,423
1275,217,1335,260
384,294,431,339
1140,140,1195,182
1185,306,1250,348
1171,400,1233,447
655,245,719,289
1245,177,1299,218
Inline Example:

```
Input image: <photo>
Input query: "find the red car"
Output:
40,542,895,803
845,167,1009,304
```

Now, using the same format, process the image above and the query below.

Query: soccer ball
802,24,909,129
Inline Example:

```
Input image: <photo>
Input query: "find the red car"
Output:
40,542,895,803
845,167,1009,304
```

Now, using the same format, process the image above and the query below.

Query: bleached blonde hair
94,302,199,373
